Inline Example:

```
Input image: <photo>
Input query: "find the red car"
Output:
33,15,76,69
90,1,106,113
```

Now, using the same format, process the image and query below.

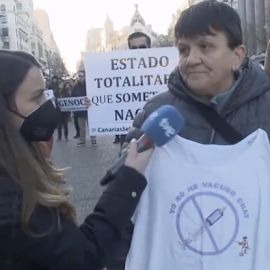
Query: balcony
2,41,10,49
33,25,43,39
18,25,28,35
16,16,29,35
1,27,8,36
16,9,30,18
1,36,9,42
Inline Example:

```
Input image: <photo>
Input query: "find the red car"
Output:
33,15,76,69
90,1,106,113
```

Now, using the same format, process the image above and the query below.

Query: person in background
65,81,73,121
45,79,50,90
56,81,70,141
72,71,97,146
0,49,153,270
72,78,76,87
43,78,54,149
49,75,59,93
128,31,151,49
113,32,151,146
71,78,80,137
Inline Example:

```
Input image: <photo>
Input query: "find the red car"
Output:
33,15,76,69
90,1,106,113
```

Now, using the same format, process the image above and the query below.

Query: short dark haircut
128,32,151,48
174,0,242,49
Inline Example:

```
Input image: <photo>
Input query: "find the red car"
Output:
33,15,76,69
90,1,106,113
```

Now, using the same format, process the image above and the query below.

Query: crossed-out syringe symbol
179,206,226,249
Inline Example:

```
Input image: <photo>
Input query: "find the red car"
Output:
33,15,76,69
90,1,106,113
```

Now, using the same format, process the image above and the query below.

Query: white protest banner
57,97,87,112
45,90,87,112
84,47,178,136
45,89,54,100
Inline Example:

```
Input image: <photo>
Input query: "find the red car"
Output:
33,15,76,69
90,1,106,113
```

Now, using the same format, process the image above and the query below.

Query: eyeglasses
130,45,148,49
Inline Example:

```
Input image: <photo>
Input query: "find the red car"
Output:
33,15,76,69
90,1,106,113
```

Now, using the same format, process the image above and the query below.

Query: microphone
100,105,185,186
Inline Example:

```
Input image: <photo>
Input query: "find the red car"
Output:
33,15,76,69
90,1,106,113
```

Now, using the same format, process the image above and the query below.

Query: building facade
34,9,64,77
76,51,85,71
167,0,270,55
83,4,159,54
0,1,65,77
0,0,31,51
34,9,60,76
85,27,103,51
77,4,161,71
102,4,158,51
167,0,196,43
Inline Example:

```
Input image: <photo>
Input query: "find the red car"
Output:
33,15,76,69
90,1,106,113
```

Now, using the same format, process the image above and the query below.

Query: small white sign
45,89,54,100
85,47,178,136
58,96,87,112
45,90,87,112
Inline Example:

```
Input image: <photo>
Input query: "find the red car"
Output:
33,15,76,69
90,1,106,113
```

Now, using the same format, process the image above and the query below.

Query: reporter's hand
125,139,154,173
119,142,129,157
85,97,91,108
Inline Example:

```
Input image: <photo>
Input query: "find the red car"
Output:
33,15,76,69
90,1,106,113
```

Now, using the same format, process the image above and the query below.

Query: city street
52,123,120,224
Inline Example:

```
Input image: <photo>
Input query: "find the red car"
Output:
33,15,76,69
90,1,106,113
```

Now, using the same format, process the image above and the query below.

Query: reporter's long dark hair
0,50,76,234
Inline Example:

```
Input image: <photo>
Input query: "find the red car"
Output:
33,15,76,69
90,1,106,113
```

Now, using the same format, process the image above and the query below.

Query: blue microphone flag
141,105,185,147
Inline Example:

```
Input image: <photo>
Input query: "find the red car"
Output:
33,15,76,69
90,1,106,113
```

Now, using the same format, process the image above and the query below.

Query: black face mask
11,99,61,142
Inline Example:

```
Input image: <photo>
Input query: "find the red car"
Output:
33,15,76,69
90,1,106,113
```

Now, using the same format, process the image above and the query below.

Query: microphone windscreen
141,105,185,147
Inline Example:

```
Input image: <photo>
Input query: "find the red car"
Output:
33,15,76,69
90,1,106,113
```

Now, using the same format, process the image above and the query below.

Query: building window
38,42,44,58
16,3,23,11
0,16,7,23
3,41,10,49
2,28,8,36
0,4,6,11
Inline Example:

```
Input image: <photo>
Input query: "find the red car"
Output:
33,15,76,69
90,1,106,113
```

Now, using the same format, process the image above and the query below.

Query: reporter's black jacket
0,166,146,270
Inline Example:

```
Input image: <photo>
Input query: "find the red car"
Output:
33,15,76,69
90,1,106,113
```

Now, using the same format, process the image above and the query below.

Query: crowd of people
45,71,97,146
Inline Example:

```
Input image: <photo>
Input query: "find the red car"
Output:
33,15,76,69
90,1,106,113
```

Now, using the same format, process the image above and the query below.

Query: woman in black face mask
0,50,153,270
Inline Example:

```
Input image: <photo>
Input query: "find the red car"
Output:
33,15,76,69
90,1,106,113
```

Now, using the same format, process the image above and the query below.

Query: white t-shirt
125,129,270,270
